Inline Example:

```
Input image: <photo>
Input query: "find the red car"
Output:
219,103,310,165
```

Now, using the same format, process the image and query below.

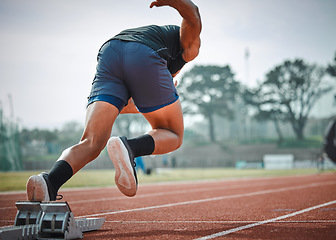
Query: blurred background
1,0,336,172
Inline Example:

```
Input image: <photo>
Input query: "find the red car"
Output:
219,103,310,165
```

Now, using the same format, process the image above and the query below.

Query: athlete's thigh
141,99,184,137
82,101,119,145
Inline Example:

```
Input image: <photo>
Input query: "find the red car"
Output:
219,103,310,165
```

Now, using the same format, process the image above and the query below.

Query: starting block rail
0,201,105,240
0,224,38,240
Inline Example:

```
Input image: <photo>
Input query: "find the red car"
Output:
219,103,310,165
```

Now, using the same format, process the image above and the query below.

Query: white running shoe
26,173,50,202
107,136,138,197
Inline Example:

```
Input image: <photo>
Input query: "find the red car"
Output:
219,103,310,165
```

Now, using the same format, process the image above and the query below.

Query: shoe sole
26,174,50,202
107,137,137,197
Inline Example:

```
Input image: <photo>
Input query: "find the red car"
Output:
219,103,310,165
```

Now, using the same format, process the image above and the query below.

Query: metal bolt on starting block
0,201,105,240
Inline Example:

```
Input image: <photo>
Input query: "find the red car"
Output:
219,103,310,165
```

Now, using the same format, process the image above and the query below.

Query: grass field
1,168,333,192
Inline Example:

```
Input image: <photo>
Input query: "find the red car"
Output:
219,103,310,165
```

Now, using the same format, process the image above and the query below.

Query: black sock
47,160,73,199
126,134,155,158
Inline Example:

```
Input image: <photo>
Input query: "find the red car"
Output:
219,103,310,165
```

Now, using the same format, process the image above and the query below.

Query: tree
1,105,22,171
113,114,148,137
327,51,336,77
243,88,285,143
57,121,83,149
251,59,332,140
327,51,336,104
20,128,58,143
179,65,240,142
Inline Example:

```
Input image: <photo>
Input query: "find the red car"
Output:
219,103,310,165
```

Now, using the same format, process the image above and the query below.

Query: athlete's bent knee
170,129,183,151
176,135,183,150
81,137,107,159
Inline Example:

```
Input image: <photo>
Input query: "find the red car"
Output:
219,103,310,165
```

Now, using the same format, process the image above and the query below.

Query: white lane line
0,173,322,197
104,220,336,224
194,200,336,240
0,178,276,209
77,181,335,218
67,179,290,205
0,180,289,211
2,219,336,226
0,174,330,208
0,207,15,211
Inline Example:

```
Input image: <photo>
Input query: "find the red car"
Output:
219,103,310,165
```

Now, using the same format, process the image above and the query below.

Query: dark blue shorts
87,40,179,113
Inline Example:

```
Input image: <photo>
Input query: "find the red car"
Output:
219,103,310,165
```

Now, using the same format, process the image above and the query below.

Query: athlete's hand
150,0,176,8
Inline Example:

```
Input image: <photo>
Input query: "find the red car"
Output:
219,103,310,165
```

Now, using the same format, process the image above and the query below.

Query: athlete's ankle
126,134,155,158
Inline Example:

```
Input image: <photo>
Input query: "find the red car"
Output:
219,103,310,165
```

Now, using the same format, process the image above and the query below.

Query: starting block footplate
0,201,105,240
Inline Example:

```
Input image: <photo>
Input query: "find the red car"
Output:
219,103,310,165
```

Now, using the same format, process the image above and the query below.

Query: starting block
0,201,105,240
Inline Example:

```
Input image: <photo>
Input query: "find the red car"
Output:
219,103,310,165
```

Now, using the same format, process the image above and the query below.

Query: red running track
0,173,335,239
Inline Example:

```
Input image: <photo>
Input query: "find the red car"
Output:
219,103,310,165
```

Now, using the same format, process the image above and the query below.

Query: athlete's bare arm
150,0,202,62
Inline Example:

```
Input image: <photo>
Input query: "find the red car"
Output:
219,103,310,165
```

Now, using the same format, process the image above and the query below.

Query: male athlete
26,0,202,201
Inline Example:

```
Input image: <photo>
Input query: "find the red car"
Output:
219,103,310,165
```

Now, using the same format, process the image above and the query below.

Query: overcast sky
1,0,336,129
